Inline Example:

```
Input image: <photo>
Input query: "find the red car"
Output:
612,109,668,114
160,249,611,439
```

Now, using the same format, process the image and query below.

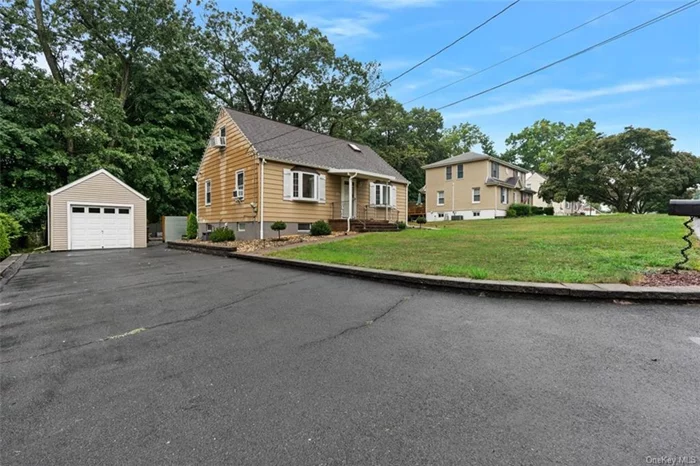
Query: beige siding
197,110,259,224
425,159,496,212
262,161,338,222
262,161,409,223
50,173,147,251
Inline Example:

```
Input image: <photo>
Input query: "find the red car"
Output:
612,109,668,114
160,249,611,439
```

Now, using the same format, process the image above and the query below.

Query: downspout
451,182,455,219
385,180,390,221
347,172,358,234
259,158,266,239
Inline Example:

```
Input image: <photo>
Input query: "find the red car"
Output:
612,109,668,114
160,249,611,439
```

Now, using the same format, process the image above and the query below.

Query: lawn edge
230,252,700,303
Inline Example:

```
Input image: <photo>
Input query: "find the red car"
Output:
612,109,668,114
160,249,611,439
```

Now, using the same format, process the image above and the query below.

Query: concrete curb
230,253,700,302
167,241,237,257
0,254,29,288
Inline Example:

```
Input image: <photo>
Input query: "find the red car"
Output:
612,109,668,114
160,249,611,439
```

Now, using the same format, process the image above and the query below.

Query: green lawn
270,215,699,283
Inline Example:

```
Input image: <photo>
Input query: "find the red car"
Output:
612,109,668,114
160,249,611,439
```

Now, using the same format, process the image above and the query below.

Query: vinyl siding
425,159,497,212
50,173,147,251
262,161,409,223
196,109,259,224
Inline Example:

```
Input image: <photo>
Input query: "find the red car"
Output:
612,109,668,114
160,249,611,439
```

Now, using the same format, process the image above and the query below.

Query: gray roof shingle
225,109,408,183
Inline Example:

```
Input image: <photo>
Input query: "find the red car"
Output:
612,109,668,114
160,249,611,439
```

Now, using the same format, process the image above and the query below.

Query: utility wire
437,0,698,111
405,0,637,105
248,1,520,148
372,0,521,94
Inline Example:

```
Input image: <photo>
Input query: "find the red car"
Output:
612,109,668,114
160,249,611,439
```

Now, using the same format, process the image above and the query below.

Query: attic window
348,143,361,152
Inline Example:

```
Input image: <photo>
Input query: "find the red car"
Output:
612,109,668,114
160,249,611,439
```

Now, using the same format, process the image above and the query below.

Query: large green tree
540,127,700,213
199,1,380,133
502,119,598,172
441,122,497,158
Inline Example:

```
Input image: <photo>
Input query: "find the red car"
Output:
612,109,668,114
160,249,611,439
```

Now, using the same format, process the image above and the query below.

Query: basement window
298,223,311,232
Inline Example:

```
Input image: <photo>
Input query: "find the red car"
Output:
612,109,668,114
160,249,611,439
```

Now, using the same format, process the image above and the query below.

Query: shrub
186,212,198,239
396,221,407,230
416,217,426,228
0,213,22,241
506,207,517,218
531,206,545,216
209,227,235,242
0,222,9,260
543,206,555,216
271,221,287,239
310,220,331,236
511,203,532,217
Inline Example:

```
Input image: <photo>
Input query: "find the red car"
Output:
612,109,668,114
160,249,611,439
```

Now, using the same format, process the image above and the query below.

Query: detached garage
47,169,148,251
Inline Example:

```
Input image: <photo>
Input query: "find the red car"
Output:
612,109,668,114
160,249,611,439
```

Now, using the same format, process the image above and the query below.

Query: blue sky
221,0,699,154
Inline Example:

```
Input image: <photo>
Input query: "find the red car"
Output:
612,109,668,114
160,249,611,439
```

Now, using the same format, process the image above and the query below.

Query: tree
271,221,287,239
540,127,700,213
199,2,379,132
441,122,497,157
0,222,9,260
503,119,598,172
186,213,198,239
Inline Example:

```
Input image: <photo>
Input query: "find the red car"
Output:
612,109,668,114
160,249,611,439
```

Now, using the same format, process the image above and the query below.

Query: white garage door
70,206,132,250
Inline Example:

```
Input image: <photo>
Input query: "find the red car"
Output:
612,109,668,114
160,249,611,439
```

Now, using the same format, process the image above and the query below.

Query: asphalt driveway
1,246,698,465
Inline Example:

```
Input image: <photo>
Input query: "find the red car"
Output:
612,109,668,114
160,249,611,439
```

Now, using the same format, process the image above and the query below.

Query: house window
500,187,508,204
491,162,499,179
219,127,226,138
438,213,444,218
473,211,481,217
237,223,246,232
298,223,311,232
205,180,212,206
472,187,481,203
374,184,391,206
446,166,452,180
206,224,213,232
437,191,445,206
234,169,245,200
457,164,463,179
293,172,317,201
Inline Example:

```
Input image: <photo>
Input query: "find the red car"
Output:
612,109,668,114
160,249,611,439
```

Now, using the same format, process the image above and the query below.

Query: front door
341,178,358,219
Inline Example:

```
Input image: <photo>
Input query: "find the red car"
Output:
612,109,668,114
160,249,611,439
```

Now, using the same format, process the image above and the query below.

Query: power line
437,0,699,111
404,0,638,105
372,0,521,94
250,1,521,148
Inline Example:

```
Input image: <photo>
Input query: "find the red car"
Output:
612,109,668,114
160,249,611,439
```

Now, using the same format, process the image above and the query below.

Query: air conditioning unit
209,136,226,148
232,189,243,200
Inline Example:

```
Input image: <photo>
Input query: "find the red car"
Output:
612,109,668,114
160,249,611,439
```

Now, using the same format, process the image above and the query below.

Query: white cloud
431,67,464,78
442,77,692,119
296,12,386,39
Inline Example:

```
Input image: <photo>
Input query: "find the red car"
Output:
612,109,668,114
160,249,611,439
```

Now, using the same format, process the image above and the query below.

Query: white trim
234,169,245,200
195,179,199,221
48,169,148,201
205,179,212,206
328,168,396,181
67,201,135,250
260,159,265,239
472,187,481,204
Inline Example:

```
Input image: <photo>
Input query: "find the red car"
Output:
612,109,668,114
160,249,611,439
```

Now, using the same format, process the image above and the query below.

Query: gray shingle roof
422,151,527,173
225,109,408,183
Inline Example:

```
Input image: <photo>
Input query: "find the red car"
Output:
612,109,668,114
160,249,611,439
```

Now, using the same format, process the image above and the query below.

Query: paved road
1,246,698,465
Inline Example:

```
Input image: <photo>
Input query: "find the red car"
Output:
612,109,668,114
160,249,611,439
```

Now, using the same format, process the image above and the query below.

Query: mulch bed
637,270,700,287
181,232,357,254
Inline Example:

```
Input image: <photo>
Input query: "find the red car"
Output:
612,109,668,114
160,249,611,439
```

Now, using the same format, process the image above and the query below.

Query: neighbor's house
526,172,600,216
422,152,535,221
195,108,409,239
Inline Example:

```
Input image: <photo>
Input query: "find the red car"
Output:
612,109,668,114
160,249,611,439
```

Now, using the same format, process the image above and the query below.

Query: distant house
195,108,409,239
421,152,535,221
526,172,600,216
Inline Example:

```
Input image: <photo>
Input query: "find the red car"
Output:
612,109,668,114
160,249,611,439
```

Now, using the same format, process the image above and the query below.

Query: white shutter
390,185,397,208
369,182,376,205
283,169,292,200
318,175,326,203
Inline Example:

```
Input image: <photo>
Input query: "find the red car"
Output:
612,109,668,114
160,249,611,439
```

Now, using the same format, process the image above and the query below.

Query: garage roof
47,169,149,201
